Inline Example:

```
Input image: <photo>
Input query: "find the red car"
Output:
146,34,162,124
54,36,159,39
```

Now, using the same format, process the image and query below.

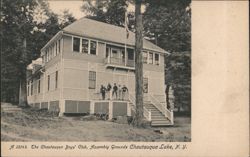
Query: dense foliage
1,0,76,103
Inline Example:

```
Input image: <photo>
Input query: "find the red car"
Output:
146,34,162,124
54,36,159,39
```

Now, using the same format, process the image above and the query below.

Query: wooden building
27,18,173,126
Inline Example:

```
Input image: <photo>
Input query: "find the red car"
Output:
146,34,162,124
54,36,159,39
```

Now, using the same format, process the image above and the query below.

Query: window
27,82,29,96
48,49,50,61
31,80,33,95
55,42,58,55
42,55,45,63
38,79,40,93
155,53,159,65
121,50,125,62
47,75,50,91
46,50,49,62
143,78,148,93
53,44,56,56
106,47,110,58
55,71,58,89
73,37,80,52
49,47,52,60
111,49,118,58
58,39,61,54
148,52,153,64
127,49,134,60
90,41,97,55
143,51,148,63
82,39,89,53
89,71,96,89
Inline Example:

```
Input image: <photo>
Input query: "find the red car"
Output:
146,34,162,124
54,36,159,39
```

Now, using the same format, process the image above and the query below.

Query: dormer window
82,39,89,53
90,41,97,55
73,37,80,52
72,36,97,55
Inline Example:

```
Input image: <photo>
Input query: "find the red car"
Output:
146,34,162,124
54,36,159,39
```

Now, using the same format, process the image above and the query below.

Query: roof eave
40,31,63,55
63,30,169,54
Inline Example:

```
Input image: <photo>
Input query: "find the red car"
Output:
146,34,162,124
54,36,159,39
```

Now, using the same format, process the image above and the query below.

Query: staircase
128,94,174,127
1,103,22,113
144,101,172,126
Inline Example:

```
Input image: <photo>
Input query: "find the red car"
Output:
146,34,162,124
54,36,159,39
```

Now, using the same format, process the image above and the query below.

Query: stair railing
128,93,152,121
148,94,174,124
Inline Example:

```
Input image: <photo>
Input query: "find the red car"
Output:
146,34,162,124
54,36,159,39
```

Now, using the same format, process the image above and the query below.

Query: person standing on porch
122,85,128,100
100,85,106,100
106,83,112,100
112,83,118,100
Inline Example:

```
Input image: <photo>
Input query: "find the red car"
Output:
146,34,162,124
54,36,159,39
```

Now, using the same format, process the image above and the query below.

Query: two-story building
27,18,173,126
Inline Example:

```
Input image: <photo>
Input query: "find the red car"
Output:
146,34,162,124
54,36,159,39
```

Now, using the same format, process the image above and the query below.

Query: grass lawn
1,105,191,142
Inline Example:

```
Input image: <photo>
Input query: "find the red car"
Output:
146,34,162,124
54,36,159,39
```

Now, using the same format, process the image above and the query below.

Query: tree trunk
19,78,27,107
19,38,28,107
133,0,144,127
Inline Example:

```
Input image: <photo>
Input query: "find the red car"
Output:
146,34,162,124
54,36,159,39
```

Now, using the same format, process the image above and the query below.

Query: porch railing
128,94,151,121
92,91,129,101
104,57,135,68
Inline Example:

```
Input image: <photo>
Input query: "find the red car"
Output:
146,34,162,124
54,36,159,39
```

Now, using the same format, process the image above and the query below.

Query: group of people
100,83,128,100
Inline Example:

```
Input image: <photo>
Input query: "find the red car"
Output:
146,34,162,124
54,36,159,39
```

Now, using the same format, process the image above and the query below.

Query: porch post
59,99,65,117
127,101,131,116
108,100,113,120
90,101,95,114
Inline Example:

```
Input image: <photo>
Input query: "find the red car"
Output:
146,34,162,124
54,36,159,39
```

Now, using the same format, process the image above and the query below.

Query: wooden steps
1,103,22,112
144,103,172,127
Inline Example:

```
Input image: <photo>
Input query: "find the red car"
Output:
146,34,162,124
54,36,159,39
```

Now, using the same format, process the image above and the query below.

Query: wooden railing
92,91,128,101
149,94,174,124
128,94,151,121
127,59,135,67
105,57,135,68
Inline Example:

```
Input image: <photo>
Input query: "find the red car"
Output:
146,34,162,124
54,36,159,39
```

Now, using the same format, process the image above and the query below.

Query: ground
1,103,191,142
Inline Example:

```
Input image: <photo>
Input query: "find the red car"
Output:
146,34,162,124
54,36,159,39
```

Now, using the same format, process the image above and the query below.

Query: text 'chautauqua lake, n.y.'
8,144,187,151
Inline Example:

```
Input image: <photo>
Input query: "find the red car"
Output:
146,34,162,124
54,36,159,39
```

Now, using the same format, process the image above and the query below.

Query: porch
63,99,132,120
104,45,135,70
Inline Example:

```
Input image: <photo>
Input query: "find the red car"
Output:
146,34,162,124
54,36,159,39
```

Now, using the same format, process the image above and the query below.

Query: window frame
55,71,58,89
31,80,33,95
88,71,96,89
58,39,61,54
106,47,110,58
148,52,154,64
81,38,89,54
73,37,81,52
143,77,148,93
38,79,41,93
55,42,58,55
143,51,148,64
27,81,30,96
72,35,98,55
90,40,97,55
127,48,134,60
154,53,160,65
47,75,50,91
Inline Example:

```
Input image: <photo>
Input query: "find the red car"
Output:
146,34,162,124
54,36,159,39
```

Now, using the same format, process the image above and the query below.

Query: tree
1,0,38,105
81,0,134,28
1,0,76,104
133,0,144,127
143,0,191,52
143,0,191,114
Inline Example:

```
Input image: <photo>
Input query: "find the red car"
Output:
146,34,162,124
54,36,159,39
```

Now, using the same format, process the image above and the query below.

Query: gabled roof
63,18,168,54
